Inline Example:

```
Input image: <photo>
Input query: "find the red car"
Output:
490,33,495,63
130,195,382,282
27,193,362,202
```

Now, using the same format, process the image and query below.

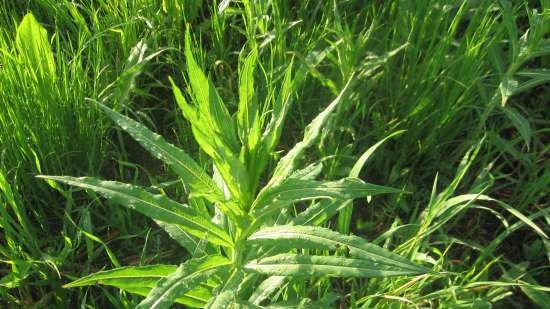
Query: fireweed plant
40,30,430,308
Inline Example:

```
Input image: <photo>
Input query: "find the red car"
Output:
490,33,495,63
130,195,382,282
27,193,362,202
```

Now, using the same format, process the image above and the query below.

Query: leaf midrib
50,177,232,247
106,107,221,199
250,229,423,271
254,180,395,209
149,260,231,308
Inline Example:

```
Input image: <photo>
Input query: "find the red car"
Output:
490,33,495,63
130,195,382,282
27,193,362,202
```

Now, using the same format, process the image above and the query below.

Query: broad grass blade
16,13,56,79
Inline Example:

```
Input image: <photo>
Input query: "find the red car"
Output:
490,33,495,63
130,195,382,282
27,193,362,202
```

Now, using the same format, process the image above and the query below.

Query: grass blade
338,130,406,234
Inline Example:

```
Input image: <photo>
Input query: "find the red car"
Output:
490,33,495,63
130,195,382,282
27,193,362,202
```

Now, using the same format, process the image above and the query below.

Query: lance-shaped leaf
94,102,224,203
155,220,217,256
293,199,343,226
512,69,550,95
265,77,353,187
205,269,243,308
206,290,235,309
64,264,177,289
248,225,429,274
184,29,239,153
248,276,286,305
237,49,259,148
251,177,401,217
130,286,211,308
259,62,294,158
137,255,232,309
38,176,233,247
338,130,405,234
245,254,426,278
63,264,211,308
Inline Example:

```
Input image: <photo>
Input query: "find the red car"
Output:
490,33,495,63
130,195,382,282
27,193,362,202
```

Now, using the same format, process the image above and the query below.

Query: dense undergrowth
0,1,548,308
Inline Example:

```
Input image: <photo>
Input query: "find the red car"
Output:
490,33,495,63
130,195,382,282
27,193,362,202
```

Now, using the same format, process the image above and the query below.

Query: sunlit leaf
248,225,429,274
245,254,426,278
38,176,233,247
137,255,231,309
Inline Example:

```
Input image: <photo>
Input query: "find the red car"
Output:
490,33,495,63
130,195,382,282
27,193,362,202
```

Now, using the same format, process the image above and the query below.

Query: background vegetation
0,0,548,308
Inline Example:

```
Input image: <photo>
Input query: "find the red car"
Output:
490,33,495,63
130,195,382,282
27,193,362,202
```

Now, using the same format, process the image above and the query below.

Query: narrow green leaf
349,131,406,178
171,44,253,205
250,62,295,191
248,225,429,274
206,290,235,309
205,269,243,309
210,141,253,206
63,264,176,288
521,282,550,308
128,286,212,308
338,130,405,234
184,29,239,153
63,265,211,308
248,276,286,305
237,49,259,147
500,1,519,60
266,77,354,187
514,69,550,93
293,199,344,226
288,162,323,181
263,299,315,309
501,106,532,149
438,194,547,239
245,254,426,278
499,75,518,106
38,176,233,247
251,177,400,217
137,255,231,309
155,220,217,255
261,62,294,155
95,102,224,203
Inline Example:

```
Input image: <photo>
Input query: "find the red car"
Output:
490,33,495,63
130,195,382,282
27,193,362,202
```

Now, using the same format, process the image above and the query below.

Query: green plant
39,30,430,308
0,12,106,305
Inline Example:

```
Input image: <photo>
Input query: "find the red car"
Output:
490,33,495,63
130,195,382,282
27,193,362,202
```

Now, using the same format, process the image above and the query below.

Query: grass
0,0,548,308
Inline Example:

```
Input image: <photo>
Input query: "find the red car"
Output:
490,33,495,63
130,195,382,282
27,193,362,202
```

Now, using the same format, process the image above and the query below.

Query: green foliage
37,175,233,247
42,30,427,308
1,1,548,308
